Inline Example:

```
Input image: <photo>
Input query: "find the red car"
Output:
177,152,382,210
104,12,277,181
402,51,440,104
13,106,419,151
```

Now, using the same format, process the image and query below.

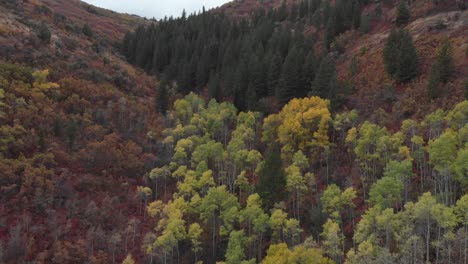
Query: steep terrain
0,1,161,263
0,0,467,264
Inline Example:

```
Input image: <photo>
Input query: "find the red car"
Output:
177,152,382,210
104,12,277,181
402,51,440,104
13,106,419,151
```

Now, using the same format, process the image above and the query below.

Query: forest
0,0,467,263
121,0,366,111
135,93,467,264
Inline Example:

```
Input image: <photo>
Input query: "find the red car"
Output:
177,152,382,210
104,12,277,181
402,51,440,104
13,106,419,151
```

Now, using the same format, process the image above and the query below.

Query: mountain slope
0,1,162,263
0,0,467,263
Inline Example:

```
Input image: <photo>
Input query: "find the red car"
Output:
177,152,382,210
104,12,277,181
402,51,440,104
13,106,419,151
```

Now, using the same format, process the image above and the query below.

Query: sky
82,0,232,19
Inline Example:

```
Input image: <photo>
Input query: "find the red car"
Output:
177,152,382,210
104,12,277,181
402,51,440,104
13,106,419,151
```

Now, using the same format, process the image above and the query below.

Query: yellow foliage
345,127,357,145
32,69,60,91
269,97,331,162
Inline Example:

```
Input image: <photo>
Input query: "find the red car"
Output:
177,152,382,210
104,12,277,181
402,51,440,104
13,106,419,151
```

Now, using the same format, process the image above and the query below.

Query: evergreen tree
37,23,51,43
248,54,267,98
396,0,411,27
395,29,418,82
157,80,169,115
302,51,318,95
433,38,455,83
267,52,283,96
323,15,336,51
66,120,78,149
82,24,93,37
310,55,337,103
277,46,305,105
427,70,441,100
207,72,221,101
246,83,258,111
257,144,286,209
383,28,418,82
383,29,400,76
427,39,455,99
38,129,46,152
352,1,362,29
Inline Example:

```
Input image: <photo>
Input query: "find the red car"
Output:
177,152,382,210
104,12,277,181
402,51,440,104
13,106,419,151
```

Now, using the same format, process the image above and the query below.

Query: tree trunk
426,220,431,263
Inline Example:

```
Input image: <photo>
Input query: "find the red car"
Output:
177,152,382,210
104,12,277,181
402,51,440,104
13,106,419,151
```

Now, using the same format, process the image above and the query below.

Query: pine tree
434,38,455,83
396,0,411,27
267,52,283,96
427,39,455,99
157,80,169,115
383,29,399,76
246,83,258,111
395,29,418,82
37,23,51,43
207,72,221,101
38,129,46,152
277,46,304,105
302,50,318,92
323,15,336,51
82,24,93,37
310,55,337,101
427,71,441,100
383,28,418,82
257,144,286,209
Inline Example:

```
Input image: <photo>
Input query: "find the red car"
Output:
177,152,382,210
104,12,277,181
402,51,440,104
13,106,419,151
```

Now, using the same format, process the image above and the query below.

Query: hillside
0,0,162,263
0,0,467,264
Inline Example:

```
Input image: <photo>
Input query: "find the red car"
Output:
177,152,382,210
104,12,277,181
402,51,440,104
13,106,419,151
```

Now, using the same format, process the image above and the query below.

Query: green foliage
349,56,360,77
199,186,240,236
225,230,253,264
256,144,286,208
311,56,337,105
396,0,411,27
121,0,359,111
321,219,343,263
263,243,333,264
37,22,51,43
157,80,169,115
121,254,135,264
82,23,93,37
428,39,455,99
369,176,403,208
321,184,357,221
383,28,418,82
359,14,369,33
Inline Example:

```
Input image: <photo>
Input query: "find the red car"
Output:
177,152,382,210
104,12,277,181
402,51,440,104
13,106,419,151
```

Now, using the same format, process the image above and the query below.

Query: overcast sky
82,0,232,19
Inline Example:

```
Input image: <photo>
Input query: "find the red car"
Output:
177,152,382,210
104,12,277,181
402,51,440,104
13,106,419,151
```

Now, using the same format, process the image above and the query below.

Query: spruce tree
37,23,51,43
207,72,221,101
38,129,46,152
157,80,169,115
434,39,455,83
311,55,337,101
246,83,258,111
256,144,286,209
82,24,93,37
383,28,418,83
324,15,336,51
302,50,318,91
267,52,282,96
427,72,440,99
427,39,455,99
395,29,418,82
277,46,303,104
396,0,411,27
383,29,399,76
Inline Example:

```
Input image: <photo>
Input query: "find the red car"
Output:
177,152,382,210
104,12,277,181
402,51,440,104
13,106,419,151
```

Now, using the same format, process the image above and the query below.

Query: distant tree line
121,0,367,111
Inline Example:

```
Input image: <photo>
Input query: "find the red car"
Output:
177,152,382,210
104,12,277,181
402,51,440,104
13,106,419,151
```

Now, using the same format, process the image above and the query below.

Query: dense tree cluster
1,0,466,263
121,0,365,110
136,91,467,263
